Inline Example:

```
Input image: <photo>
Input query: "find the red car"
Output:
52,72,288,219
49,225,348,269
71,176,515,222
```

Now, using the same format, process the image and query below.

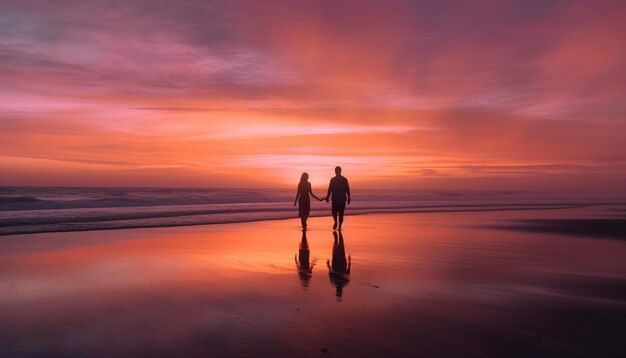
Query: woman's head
300,172,309,182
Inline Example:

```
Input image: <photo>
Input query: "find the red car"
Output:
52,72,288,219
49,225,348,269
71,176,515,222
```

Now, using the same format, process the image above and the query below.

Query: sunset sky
1,0,625,191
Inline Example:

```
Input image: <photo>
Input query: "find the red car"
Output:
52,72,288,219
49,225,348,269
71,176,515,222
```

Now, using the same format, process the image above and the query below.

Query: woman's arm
294,190,300,206
309,183,322,201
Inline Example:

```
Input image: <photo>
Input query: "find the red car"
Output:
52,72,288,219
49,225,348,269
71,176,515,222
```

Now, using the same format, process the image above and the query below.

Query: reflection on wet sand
1,208,625,357
295,231,316,289
327,231,351,301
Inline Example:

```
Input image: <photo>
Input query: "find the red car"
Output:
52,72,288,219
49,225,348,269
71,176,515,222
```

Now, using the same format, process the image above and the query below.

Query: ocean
0,186,621,235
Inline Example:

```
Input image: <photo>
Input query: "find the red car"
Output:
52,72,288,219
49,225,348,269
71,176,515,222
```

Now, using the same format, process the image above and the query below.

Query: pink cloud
0,0,624,191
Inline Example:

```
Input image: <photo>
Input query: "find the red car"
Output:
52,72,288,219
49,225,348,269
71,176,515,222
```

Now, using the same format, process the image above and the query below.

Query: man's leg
332,202,338,229
337,202,346,230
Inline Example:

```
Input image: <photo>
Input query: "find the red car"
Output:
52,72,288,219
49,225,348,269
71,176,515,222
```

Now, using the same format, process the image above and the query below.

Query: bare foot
333,223,337,230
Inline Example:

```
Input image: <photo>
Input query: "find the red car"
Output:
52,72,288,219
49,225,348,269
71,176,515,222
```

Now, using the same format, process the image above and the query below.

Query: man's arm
325,179,333,202
346,179,351,204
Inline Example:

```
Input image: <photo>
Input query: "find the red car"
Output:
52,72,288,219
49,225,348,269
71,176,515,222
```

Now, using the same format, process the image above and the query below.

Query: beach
1,206,625,357
3,0,626,356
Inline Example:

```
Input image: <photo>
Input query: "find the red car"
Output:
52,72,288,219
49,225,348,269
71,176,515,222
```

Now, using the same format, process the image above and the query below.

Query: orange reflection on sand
1,209,626,357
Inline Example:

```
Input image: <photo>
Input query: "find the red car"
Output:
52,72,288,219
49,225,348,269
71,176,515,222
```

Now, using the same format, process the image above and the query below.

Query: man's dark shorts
332,201,346,216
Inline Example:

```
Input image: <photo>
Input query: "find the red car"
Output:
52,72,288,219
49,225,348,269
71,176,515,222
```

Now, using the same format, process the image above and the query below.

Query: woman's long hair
298,172,309,191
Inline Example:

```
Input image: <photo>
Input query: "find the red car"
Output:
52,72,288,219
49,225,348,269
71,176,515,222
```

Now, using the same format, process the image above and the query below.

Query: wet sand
1,206,625,357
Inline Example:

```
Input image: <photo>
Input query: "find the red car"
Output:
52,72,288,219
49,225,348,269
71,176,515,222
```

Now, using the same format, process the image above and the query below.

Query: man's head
335,166,342,176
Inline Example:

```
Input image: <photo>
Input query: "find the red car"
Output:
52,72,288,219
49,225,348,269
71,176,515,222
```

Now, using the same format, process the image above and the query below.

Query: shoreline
0,202,604,237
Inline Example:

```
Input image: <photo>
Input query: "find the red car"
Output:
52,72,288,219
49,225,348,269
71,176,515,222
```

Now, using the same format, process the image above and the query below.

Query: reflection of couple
293,166,351,230
295,230,351,301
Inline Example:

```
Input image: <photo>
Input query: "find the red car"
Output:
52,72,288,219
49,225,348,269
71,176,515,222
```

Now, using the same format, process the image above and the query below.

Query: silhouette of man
327,231,351,301
324,166,351,230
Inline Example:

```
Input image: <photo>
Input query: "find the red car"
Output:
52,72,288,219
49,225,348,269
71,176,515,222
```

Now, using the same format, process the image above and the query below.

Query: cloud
0,0,624,191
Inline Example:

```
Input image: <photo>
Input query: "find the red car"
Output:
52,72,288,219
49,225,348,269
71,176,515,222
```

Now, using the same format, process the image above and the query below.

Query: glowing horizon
1,0,625,192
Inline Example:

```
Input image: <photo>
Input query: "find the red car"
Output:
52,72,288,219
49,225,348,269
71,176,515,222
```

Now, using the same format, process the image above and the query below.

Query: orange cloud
0,0,625,192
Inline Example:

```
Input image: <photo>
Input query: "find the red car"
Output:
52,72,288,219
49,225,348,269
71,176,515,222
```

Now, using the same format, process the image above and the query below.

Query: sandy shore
1,206,625,357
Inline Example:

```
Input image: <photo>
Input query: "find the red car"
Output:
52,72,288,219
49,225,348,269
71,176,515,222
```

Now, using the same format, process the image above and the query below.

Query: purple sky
1,0,625,190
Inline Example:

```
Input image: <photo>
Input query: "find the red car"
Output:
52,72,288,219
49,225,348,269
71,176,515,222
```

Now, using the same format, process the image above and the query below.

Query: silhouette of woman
295,230,316,289
293,172,323,230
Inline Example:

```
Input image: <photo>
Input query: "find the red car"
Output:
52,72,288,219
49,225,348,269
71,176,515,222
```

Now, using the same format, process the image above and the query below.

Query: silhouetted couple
293,166,351,230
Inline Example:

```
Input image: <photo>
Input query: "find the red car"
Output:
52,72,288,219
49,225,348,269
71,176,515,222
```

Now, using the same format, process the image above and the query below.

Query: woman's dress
298,182,311,218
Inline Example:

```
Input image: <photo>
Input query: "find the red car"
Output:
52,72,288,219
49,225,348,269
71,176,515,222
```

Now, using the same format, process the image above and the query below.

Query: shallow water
2,186,620,235
0,207,625,357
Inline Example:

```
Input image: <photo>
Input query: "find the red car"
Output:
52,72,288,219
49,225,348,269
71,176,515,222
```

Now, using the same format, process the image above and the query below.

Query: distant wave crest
0,196,43,204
